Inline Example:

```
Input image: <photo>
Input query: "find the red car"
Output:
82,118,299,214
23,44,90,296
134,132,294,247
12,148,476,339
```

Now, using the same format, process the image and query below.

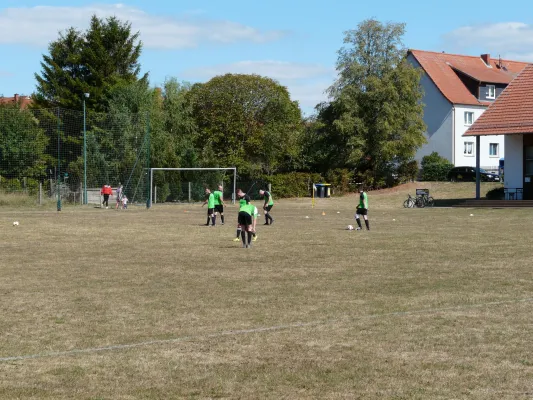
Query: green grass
0,182,530,399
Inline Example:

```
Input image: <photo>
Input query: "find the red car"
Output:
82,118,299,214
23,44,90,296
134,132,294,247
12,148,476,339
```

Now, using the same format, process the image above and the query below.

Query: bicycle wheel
404,198,414,208
426,196,434,207
416,197,425,208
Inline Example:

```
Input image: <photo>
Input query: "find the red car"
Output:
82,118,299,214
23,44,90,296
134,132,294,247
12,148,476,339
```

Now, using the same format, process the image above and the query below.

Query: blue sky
1,0,532,114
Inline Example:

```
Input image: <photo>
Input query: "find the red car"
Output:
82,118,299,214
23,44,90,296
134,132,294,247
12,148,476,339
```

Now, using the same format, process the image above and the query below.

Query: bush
420,152,453,181
486,186,504,200
266,172,323,198
397,160,419,183
325,169,355,195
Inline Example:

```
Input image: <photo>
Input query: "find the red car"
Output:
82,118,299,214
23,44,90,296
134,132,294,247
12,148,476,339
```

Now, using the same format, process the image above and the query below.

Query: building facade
408,50,529,172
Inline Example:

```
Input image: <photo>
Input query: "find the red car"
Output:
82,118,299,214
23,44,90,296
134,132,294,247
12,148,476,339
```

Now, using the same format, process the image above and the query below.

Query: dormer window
487,85,496,99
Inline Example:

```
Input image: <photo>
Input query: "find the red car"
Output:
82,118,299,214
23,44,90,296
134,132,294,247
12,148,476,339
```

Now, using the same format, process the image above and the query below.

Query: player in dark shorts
237,197,254,248
259,189,274,225
202,188,216,226
355,187,369,231
234,188,250,242
213,184,225,225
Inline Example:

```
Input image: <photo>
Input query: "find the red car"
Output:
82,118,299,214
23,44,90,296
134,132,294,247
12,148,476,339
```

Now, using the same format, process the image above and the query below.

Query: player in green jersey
213,184,225,225
234,188,251,241
355,187,370,231
202,188,216,226
259,189,274,225
238,198,255,248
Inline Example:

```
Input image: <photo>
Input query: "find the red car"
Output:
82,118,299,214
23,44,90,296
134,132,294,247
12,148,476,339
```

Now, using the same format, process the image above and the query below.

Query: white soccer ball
470,214,474,217
305,216,309,219
347,225,354,230
13,221,19,226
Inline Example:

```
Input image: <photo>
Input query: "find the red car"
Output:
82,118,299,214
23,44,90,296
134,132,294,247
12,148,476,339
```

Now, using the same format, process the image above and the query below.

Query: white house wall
408,54,454,164
504,135,522,190
454,105,503,170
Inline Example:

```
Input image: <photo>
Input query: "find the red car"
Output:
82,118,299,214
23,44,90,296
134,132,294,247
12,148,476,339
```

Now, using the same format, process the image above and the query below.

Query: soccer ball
13,221,19,226
347,225,354,230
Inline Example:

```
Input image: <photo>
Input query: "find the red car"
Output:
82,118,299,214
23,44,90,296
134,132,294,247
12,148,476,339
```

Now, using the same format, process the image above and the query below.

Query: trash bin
314,183,331,198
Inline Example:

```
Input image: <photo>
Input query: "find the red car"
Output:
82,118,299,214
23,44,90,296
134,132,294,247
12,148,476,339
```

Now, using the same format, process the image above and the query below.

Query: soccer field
0,183,532,399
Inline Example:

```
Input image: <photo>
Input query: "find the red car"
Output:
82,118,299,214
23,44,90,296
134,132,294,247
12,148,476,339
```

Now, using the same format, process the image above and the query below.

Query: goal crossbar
148,167,236,208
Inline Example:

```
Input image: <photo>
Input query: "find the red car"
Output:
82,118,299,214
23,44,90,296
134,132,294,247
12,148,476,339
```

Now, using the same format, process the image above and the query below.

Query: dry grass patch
0,182,530,399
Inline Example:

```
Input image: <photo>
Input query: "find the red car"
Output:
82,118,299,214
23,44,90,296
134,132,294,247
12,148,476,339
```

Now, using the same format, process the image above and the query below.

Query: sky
1,0,533,115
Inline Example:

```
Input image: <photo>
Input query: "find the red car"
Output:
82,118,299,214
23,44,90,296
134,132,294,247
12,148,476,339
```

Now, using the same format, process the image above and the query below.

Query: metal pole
149,168,153,209
154,186,157,204
233,168,236,205
188,182,191,203
475,135,481,200
39,182,42,206
146,113,151,209
56,108,61,212
83,97,87,204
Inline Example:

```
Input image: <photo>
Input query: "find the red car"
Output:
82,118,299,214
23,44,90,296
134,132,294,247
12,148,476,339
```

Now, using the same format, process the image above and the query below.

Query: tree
34,15,147,112
0,104,48,180
187,74,303,177
320,19,426,187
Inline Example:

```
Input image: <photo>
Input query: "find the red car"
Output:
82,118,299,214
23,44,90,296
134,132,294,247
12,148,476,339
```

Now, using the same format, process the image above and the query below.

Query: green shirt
213,190,223,205
207,193,215,209
240,203,255,216
358,192,368,209
264,191,274,206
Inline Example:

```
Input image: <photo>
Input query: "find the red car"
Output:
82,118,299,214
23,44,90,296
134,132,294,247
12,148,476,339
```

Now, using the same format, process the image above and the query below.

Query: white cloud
182,60,335,114
444,22,533,61
0,4,287,49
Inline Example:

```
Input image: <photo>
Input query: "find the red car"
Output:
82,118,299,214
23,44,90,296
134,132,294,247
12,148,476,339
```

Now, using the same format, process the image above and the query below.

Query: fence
0,107,151,207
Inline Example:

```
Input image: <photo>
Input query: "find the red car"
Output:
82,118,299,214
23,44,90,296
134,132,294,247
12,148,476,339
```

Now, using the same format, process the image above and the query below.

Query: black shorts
265,205,273,212
214,205,224,213
356,208,368,216
207,208,214,215
238,211,252,226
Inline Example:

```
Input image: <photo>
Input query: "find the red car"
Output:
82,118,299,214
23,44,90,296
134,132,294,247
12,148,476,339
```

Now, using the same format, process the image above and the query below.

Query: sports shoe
356,227,362,231
263,222,269,225
252,235,257,242
233,237,240,242
270,219,274,225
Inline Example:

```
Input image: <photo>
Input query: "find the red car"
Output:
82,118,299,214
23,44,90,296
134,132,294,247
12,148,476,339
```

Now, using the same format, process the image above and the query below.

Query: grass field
1,182,532,399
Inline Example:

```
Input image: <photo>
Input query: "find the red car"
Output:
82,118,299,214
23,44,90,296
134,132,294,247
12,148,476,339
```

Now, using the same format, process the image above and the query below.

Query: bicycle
418,193,434,207
403,194,425,208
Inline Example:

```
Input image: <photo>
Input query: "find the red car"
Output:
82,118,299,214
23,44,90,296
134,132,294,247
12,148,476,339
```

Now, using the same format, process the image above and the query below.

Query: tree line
0,15,426,197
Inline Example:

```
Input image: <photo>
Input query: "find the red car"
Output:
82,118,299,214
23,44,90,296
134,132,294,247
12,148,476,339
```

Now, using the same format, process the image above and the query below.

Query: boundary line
1,297,532,363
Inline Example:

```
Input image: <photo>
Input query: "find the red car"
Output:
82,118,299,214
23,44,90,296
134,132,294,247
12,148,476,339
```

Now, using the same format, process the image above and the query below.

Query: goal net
148,168,237,207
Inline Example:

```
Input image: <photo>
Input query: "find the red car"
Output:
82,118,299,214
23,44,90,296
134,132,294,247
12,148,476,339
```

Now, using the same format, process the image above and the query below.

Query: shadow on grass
432,198,474,207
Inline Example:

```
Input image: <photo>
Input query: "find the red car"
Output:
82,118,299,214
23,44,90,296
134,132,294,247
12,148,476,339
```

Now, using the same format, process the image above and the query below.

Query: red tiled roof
0,94,32,109
464,64,533,136
409,50,529,106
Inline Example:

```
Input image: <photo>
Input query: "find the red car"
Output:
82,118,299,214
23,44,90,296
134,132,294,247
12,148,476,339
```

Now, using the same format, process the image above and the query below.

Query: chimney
14,93,19,102
481,54,491,66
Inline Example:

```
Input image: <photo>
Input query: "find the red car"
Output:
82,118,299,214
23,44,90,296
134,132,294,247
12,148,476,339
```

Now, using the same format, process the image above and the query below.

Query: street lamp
83,93,89,205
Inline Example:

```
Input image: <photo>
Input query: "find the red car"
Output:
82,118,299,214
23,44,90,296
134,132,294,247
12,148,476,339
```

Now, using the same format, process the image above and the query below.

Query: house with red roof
0,93,32,108
407,50,529,172
464,64,533,200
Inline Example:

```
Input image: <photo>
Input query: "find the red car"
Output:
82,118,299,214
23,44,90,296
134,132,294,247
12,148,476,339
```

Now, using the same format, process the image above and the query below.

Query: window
489,143,499,157
487,85,496,99
464,111,474,125
464,141,474,156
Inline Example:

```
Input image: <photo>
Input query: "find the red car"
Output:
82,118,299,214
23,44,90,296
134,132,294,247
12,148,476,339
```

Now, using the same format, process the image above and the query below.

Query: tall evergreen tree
34,15,147,112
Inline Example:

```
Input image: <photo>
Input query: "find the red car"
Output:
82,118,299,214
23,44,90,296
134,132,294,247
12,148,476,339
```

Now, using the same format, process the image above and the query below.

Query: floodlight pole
83,93,89,205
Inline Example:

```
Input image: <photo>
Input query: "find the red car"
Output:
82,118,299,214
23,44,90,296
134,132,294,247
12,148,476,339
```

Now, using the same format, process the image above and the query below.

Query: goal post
148,167,237,208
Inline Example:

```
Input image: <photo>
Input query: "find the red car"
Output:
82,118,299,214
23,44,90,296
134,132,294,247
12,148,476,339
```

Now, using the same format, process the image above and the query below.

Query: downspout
452,105,455,165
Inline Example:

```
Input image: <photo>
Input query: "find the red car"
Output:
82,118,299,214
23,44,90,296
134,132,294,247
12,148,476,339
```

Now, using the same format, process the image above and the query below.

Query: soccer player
233,188,250,242
202,188,216,226
213,184,225,225
259,189,274,225
100,184,112,209
237,197,255,248
355,187,370,231
251,203,259,241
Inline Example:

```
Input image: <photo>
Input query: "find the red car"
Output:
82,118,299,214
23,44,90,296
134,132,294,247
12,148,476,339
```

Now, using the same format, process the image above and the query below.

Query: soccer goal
148,167,237,208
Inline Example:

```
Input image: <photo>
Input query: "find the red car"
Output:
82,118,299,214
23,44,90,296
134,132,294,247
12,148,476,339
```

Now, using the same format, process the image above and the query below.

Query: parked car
447,167,500,182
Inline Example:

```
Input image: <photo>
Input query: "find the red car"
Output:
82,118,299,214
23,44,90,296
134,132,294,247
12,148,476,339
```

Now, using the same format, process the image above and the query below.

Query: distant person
122,195,128,210
355,187,370,231
202,188,216,226
238,196,255,248
234,188,250,242
259,189,274,225
213,184,225,225
115,183,123,209
101,184,113,209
